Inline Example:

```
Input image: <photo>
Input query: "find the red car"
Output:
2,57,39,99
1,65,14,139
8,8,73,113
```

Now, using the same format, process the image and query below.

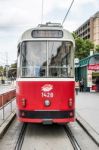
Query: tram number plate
41,92,53,98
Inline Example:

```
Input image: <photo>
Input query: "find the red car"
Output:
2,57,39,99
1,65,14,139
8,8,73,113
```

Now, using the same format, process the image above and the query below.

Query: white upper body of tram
17,23,75,80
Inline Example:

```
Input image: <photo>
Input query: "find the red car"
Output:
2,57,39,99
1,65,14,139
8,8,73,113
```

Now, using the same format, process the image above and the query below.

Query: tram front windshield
19,41,74,78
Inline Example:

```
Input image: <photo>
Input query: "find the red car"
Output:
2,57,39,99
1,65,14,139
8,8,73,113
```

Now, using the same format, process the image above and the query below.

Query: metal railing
0,90,16,126
20,65,69,77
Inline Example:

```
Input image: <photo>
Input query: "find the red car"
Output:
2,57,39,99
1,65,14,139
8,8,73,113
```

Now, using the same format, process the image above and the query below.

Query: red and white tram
16,23,75,124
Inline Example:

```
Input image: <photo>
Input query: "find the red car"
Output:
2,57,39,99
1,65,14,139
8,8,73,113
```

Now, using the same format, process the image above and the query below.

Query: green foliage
0,66,4,76
0,62,17,78
73,32,94,59
8,62,17,78
95,45,99,52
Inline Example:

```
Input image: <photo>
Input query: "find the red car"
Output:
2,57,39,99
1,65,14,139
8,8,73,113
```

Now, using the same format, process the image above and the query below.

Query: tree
83,39,94,57
75,37,85,59
8,62,17,78
0,66,4,76
73,32,94,59
95,45,99,52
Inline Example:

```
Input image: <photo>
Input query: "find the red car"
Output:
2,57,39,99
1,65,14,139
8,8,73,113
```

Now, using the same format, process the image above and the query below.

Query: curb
76,113,99,146
0,112,16,138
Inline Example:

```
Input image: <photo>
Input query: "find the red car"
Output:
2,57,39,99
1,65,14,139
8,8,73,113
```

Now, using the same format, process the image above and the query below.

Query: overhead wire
62,0,74,26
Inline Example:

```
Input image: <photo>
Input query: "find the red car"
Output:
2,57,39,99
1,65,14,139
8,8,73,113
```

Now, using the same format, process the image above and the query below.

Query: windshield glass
20,41,74,77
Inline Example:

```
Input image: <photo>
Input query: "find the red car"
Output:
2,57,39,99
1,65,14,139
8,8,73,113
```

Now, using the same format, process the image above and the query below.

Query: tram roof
18,23,75,45
79,53,99,67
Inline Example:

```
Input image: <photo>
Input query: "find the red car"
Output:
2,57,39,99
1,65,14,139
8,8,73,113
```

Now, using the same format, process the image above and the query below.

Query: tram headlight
21,98,26,107
44,100,51,107
68,98,73,108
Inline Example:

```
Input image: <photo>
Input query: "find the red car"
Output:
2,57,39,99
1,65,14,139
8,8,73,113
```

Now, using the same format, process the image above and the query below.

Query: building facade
75,11,99,46
76,53,99,92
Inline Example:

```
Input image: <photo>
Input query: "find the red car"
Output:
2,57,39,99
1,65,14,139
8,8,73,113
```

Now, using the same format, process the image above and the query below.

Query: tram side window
21,42,36,77
17,45,21,77
21,42,28,77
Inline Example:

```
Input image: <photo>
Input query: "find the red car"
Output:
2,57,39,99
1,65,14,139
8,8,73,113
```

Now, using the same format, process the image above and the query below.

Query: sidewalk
76,92,99,145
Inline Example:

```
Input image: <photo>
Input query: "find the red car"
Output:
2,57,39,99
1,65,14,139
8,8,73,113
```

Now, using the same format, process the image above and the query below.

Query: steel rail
76,118,99,147
14,123,27,150
64,125,81,150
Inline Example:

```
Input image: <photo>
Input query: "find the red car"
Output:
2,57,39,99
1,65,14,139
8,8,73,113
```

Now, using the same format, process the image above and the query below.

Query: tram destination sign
88,64,99,70
32,30,63,38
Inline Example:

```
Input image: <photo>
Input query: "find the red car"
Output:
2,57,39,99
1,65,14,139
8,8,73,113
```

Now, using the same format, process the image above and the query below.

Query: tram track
67,120,99,150
14,123,27,150
15,123,81,150
76,118,99,147
13,120,98,150
64,124,81,150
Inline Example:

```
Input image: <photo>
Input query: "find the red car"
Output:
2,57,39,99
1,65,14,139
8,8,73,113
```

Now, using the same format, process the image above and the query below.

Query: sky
0,0,99,66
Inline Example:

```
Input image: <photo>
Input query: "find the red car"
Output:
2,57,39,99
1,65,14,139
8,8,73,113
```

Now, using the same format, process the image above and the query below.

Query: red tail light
68,98,73,107
21,99,26,107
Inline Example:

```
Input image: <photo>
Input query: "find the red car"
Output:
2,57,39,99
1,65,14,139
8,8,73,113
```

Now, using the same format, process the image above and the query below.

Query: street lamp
5,65,9,83
74,58,79,81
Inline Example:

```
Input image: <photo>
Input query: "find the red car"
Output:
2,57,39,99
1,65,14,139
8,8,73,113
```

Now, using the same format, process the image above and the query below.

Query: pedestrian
75,80,79,95
80,79,84,92
95,77,99,92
